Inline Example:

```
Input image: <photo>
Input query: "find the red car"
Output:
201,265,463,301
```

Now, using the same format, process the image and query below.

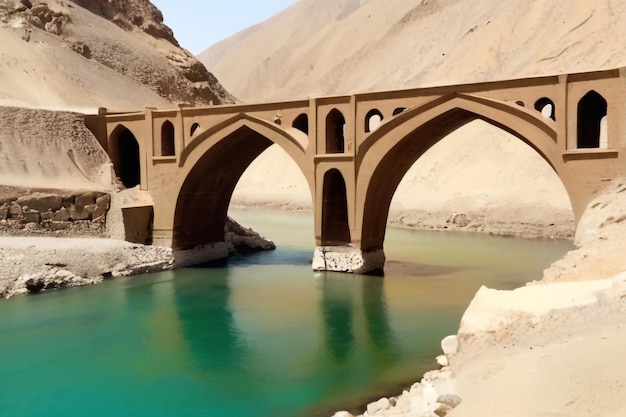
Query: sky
150,0,298,55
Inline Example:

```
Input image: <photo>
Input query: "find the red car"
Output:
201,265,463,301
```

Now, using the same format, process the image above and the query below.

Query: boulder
23,210,40,223
436,354,449,367
75,192,98,208
441,335,459,356
70,204,90,221
86,203,106,221
51,207,70,222
367,397,390,415
96,193,111,209
9,203,22,219
16,194,63,212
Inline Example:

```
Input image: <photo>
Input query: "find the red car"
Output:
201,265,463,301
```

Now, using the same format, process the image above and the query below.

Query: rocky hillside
0,0,234,111
199,0,626,238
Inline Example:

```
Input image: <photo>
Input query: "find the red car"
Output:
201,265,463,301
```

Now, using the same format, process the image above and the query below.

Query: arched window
321,169,351,245
515,100,525,107
365,109,383,133
577,90,607,149
110,126,140,188
534,97,556,121
292,113,309,134
326,109,345,154
393,107,406,116
190,122,200,137
161,120,175,156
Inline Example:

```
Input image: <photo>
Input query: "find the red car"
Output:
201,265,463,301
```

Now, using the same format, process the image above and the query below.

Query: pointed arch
577,90,607,149
172,114,312,250
357,93,565,251
109,124,140,188
161,120,175,156
534,97,556,121
292,113,309,134
321,169,351,246
365,109,383,133
190,122,200,137
326,109,345,154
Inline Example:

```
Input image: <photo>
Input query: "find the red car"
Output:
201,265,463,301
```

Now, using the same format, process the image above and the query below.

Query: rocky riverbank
330,179,626,417
0,215,275,299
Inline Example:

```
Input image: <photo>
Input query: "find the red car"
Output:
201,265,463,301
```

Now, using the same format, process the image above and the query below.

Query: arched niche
190,122,200,137
534,97,556,121
293,113,309,135
577,90,607,149
321,169,351,246
326,109,345,154
161,120,176,156
365,109,383,133
110,125,140,188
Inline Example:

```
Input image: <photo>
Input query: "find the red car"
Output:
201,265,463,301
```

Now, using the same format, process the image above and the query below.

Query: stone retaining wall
0,191,110,236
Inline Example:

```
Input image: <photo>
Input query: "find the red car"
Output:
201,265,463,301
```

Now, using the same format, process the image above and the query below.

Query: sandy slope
202,0,626,238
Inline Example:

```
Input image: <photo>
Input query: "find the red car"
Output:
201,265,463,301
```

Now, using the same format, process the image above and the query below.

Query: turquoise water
0,210,572,416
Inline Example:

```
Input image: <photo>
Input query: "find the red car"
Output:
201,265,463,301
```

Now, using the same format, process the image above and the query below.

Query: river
0,210,573,416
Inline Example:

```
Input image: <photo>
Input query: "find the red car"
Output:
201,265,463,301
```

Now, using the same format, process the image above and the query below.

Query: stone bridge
86,68,626,274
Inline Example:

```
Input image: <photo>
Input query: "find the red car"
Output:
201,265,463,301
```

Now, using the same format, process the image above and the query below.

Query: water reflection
320,274,355,362
362,276,398,360
319,273,400,365
172,266,249,373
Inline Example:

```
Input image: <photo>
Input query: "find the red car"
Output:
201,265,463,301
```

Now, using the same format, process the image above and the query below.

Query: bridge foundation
312,246,386,275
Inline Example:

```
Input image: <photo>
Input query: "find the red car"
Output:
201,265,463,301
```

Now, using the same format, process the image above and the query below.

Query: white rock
441,335,459,356
331,412,355,417
367,397,390,415
436,354,449,367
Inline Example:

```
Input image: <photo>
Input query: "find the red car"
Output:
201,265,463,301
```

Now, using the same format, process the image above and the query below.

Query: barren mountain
0,0,234,112
201,0,625,102
200,0,626,237
0,0,234,192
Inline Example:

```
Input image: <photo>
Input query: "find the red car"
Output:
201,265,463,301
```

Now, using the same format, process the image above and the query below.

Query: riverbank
332,180,626,417
0,216,275,299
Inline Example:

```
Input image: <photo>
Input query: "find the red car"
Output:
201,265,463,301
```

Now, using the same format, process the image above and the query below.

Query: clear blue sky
150,0,298,55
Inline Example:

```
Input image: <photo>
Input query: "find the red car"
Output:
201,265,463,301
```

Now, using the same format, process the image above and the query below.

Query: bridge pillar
312,246,385,275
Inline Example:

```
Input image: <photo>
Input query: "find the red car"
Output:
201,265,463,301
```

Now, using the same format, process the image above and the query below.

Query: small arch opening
393,107,406,116
577,90,607,149
190,122,200,137
534,97,555,121
365,109,383,133
515,100,525,107
326,109,345,154
161,120,176,156
110,126,140,188
293,113,309,134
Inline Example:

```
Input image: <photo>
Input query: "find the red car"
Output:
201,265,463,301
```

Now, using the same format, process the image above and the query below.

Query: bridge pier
312,246,386,275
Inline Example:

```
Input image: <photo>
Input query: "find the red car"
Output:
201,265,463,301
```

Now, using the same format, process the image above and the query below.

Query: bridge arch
356,93,568,251
109,124,141,188
171,114,312,250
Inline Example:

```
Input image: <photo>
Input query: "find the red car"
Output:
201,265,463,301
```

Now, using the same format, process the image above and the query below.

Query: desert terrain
0,0,625,417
